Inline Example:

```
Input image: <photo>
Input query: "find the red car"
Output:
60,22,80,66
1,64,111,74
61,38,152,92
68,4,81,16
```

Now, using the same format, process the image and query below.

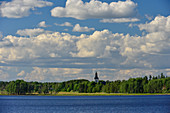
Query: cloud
0,66,169,82
0,31,3,40
24,67,86,82
72,24,95,32
17,70,25,77
72,16,170,68
4,66,170,82
25,67,46,81
138,15,170,32
0,67,9,80
0,66,19,81
72,29,115,57
0,0,53,18
16,28,50,37
24,67,158,82
55,22,73,27
63,29,69,31
112,69,170,80
38,21,49,27
51,0,138,20
100,18,140,23
0,15,170,70
128,23,137,28
145,14,153,20
1,31,77,61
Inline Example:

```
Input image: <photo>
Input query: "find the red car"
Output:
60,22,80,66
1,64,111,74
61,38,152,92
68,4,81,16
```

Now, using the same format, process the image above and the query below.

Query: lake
0,95,169,113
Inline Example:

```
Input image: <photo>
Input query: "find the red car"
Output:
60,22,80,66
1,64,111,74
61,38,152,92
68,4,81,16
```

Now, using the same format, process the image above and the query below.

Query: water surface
0,95,169,113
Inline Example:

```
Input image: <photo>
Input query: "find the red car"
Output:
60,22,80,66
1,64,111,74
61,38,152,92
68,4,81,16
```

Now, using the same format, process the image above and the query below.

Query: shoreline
1,92,170,96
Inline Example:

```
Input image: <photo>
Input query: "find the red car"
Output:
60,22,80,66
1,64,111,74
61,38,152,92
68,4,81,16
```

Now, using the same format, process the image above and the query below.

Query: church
94,72,99,83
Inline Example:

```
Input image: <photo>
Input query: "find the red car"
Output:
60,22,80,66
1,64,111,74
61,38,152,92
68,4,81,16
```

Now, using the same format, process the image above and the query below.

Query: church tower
94,72,99,83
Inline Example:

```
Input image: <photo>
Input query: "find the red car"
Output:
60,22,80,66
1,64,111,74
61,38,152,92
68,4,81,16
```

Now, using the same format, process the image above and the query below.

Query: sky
0,0,170,82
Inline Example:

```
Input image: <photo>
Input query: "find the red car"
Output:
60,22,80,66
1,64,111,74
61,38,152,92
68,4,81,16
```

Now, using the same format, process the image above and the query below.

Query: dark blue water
0,95,169,113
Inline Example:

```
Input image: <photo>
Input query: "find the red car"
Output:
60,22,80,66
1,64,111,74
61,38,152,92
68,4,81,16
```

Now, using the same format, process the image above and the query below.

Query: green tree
149,75,152,81
6,80,27,95
161,73,165,78
42,84,49,94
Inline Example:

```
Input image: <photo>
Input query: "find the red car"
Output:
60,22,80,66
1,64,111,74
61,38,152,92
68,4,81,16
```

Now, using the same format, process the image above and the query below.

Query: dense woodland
0,73,169,95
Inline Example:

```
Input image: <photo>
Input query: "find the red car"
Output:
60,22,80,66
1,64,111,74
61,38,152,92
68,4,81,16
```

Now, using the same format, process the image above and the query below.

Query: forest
0,73,169,95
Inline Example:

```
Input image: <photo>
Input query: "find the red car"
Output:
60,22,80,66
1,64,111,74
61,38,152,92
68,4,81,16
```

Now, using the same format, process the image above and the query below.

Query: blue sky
0,0,170,82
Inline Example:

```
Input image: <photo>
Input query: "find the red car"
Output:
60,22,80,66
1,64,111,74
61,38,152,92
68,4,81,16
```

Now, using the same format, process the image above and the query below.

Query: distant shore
1,92,170,96
1,75,169,95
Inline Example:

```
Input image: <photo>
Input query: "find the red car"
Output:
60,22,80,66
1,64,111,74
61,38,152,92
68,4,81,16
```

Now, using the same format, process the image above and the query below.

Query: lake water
0,95,169,113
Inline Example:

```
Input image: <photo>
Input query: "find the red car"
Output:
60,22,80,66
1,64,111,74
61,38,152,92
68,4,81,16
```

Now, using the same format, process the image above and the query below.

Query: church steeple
94,72,99,83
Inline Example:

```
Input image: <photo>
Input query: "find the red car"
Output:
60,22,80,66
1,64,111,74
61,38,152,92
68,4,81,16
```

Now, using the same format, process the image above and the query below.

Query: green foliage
42,84,49,94
6,80,27,95
1,73,170,95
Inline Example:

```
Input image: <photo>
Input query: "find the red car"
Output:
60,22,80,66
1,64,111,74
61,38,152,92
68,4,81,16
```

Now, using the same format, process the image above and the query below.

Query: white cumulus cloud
1,31,78,61
24,67,84,82
73,24,95,32
16,28,50,37
138,15,170,32
0,15,170,70
0,0,53,18
0,67,9,80
100,18,140,23
51,0,138,20
17,70,25,77
55,22,73,27
38,21,49,27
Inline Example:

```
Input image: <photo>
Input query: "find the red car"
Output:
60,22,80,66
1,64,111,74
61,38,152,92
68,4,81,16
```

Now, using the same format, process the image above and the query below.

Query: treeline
0,73,169,95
